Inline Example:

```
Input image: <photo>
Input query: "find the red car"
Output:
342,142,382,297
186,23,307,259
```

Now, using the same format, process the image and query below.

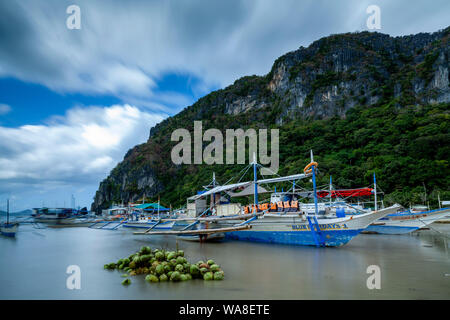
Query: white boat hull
365,208,450,234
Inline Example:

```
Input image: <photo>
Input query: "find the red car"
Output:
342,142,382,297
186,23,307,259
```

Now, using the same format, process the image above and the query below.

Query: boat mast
7,198,10,224
438,192,441,209
253,153,258,206
212,172,216,208
373,172,378,211
311,150,319,216
329,175,332,205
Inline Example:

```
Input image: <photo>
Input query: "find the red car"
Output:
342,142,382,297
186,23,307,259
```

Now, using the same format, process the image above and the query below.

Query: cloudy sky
0,0,448,211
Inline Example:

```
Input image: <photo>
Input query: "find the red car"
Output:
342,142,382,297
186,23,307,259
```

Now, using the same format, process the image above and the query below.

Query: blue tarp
134,203,169,211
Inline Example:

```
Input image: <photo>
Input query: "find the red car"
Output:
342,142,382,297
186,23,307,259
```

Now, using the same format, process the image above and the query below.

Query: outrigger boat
309,175,450,235
1,199,19,237
122,202,184,231
32,207,99,227
364,207,450,234
134,151,401,247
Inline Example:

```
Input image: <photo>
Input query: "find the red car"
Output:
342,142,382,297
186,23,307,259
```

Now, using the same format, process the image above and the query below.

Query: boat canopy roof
316,188,374,198
227,184,270,197
134,203,169,211
188,173,311,200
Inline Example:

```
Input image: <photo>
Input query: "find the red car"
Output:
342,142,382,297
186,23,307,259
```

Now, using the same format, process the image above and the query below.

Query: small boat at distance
1,199,19,237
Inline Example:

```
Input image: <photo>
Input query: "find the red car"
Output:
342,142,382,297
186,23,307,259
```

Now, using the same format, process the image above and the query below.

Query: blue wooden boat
134,151,401,247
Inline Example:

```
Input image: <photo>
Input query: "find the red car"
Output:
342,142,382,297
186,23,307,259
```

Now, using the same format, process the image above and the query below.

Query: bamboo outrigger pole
253,153,258,207
374,172,378,211
133,224,252,236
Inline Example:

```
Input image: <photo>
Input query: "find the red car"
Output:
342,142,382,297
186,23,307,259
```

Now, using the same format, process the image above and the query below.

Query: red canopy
316,188,374,198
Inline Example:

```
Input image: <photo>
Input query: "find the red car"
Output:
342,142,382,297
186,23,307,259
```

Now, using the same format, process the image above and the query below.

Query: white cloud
0,104,11,115
2,0,447,104
0,104,163,184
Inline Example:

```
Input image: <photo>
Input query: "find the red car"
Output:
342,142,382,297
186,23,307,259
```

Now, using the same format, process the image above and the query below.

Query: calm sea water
0,222,449,299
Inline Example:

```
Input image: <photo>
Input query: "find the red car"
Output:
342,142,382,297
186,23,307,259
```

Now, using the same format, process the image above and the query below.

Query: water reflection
0,224,448,299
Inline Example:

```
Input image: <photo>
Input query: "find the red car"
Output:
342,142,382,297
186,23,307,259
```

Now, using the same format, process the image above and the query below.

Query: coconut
213,271,224,280
175,264,184,273
185,273,192,280
122,278,131,285
159,274,168,282
170,259,178,267
183,263,191,273
164,265,172,273
210,264,220,273
207,259,215,266
176,256,184,265
145,274,159,283
197,260,205,266
167,271,173,278
155,264,165,275
190,265,200,276
177,250,184,257
170,271,181,281
200,267,209,275
199,263,209,269
155,252,164,261
129,261,136,269
203,272,213,281
167,252,177,260
180,274,188,281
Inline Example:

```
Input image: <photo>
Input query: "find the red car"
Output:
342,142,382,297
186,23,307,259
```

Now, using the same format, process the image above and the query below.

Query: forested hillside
92,28,449,212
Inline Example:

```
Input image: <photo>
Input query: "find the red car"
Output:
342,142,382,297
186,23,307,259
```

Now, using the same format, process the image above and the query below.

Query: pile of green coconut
104,246,225,285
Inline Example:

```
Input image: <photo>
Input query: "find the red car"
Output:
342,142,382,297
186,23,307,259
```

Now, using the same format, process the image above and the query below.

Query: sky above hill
0,0,448,211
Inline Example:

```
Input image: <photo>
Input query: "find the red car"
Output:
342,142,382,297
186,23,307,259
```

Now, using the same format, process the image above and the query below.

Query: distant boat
123,219,176,230
364,207,450,234
32,207,95,226
1,199,19,237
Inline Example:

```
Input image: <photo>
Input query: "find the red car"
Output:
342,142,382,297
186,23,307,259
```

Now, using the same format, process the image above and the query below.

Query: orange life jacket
284,201,291,208
291,201,299,209
277,201,284,210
